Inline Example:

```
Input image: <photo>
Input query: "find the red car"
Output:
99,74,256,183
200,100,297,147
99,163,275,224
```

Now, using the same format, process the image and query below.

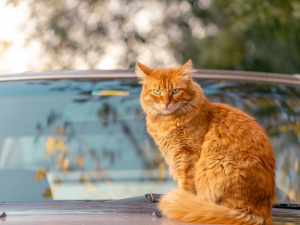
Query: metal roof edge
0,69,299,85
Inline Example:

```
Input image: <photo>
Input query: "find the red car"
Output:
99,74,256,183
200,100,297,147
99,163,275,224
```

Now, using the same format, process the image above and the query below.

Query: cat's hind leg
194,155,226,202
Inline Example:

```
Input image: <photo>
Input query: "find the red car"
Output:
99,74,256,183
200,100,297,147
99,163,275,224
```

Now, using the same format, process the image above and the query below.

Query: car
0,69,299,224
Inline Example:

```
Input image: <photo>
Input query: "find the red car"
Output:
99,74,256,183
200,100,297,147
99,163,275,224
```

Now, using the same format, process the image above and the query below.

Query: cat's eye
172,88,180,94
153,89,161,95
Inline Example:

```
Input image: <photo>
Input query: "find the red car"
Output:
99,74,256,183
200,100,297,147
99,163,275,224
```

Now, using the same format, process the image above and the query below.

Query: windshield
0,77,299,204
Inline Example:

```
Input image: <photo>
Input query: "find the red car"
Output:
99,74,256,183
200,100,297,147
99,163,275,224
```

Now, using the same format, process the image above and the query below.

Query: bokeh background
1,0,300,74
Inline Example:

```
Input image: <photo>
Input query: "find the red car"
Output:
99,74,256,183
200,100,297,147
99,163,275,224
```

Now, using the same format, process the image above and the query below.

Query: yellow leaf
56,154,63,169
46,136,55,158
34,168,47,181
41,187,53,199
62,158,69,171
295,157,299,173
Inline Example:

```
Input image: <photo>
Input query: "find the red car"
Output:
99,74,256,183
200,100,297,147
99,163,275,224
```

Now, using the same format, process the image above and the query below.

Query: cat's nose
164,102,170,108
163,96,171,108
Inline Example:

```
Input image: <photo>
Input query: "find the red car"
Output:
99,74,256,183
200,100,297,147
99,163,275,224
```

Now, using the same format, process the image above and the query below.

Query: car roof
0,69,300,86
0,197,299,225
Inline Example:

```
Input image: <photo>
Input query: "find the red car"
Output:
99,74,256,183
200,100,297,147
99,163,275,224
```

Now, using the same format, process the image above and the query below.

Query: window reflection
0,78,299,203
0,79,171,201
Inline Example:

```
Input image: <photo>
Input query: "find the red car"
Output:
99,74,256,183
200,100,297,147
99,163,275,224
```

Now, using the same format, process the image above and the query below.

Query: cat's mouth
155,104,179,115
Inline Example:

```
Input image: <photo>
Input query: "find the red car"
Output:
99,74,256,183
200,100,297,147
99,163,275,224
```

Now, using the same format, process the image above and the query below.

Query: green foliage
5,0,300,73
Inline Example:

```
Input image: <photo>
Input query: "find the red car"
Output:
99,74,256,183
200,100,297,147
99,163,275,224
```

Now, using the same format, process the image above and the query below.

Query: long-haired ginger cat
136,60,276,225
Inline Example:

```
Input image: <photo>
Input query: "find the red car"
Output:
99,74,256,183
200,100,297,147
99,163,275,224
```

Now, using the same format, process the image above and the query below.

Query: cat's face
137,60,198,116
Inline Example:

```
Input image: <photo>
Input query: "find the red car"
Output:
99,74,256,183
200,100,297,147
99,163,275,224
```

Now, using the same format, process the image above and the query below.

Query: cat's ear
136,62,153,84
178,59,194,80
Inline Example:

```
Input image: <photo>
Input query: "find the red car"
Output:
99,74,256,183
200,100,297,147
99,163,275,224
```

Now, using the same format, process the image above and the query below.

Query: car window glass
0,78,299,204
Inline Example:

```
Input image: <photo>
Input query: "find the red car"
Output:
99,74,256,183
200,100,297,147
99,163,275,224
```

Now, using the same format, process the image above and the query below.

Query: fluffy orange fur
136,60,276,225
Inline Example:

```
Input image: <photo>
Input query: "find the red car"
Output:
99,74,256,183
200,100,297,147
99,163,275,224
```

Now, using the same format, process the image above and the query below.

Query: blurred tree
5,0,300,73
187,0,300,73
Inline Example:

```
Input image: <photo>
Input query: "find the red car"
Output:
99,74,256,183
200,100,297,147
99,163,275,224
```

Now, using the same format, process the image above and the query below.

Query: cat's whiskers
136,109,146,122
145,105,158,117
156,103,179,114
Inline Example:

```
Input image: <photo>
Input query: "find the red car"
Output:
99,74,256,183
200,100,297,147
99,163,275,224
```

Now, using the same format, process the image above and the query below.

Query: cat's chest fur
146,115,209,178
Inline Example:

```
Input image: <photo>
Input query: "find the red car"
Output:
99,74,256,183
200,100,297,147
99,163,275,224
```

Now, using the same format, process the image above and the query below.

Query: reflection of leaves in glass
34,168,47,181
97,103,111,126
46,136,66,159
103,151,115,165
39,108,104,182
56,154,69,171
73,99,90,103
47,111,59,127
42,188,53,199
29,79,171,199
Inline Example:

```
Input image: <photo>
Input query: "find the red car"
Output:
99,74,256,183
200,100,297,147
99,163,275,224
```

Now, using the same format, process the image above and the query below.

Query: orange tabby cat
136,60,276,225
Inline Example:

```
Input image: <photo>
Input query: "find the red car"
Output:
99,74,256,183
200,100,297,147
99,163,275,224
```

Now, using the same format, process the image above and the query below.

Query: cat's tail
158,189,266,225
